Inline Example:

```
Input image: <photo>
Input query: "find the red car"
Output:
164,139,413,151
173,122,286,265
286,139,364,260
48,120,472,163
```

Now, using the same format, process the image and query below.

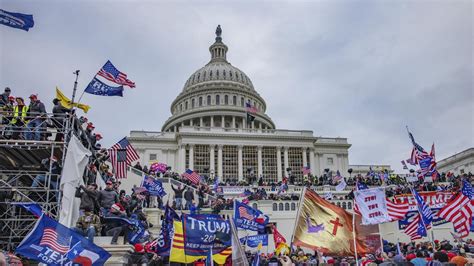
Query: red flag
272,225,286,246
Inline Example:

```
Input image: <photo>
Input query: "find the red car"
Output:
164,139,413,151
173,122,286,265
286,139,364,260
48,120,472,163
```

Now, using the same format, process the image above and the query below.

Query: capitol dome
162,25,275,132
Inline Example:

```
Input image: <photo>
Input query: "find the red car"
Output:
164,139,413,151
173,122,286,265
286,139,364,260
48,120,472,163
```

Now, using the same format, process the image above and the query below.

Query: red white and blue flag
182,169,201,185
40,228,71,253
301,166,311,176
97,60,135,88
438,180,473,238
245,101,258,114
109,137,140,179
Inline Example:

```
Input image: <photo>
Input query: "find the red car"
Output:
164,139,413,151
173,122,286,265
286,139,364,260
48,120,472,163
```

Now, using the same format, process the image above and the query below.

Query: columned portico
309,149,315,174
217,145,223,178
283,147,289,177
277,147,282,181
189,144,194,170
257,146,263,178
302,148,307,168
210,145,215,173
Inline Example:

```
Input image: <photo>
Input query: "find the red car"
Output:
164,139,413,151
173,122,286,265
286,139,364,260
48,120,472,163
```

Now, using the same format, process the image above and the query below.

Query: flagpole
290,186,306,250
70,70,80,106
352,199,359,266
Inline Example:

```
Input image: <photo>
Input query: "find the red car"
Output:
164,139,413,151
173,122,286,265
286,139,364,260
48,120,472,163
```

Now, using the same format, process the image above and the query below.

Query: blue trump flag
85,77,123,97
15,214,110,266
182,213,231,256
13,202,43,217
240,234,268,248
102,215,149,244
234,200,268,232
0,9,34,31
142,175,167,197
155,205,180,256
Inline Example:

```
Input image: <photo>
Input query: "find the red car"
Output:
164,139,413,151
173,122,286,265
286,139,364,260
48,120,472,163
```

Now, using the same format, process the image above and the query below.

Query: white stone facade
128,27,351,183
437,147,474,175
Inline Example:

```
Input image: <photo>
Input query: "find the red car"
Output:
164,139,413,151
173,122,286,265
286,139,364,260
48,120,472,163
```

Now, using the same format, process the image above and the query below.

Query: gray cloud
1,0,472,172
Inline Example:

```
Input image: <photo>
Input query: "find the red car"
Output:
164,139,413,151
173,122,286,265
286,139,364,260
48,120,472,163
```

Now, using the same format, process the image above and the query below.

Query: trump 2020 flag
85,77,124,97
354,187,391,225
0,9,34,31
142,175,167,197
234,200,267,232
16,214,110,266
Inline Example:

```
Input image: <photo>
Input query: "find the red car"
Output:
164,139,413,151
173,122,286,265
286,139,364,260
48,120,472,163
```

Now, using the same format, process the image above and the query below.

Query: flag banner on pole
109,137,140,179
230,218,250,266
335,179,347,191
354,188,391,225
97,60,136,88
182,169,201,185
84,77,124,96
101,216,148,244
293,189,376,256
0,9,34,31
141,175,166,197
151,205,179,256
55,87,90,113
181,214,231,256
234,200,268,232
240,234,268,248
438,180,473,238
12,202,43,218
245,101,258,114
169,220,232,264
16,214,110,266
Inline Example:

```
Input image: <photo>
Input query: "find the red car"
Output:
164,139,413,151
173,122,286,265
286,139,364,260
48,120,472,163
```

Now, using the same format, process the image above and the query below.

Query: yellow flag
169,220,231,264
293,188,370,256
55,87,90,113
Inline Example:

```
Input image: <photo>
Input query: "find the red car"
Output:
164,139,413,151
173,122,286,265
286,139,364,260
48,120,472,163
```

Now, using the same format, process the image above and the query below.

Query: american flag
411,188,433,226
301,166,311,176
97,60,136,88
438,180,473,238
407,129,430,165
39,228,70,253
109,137,140,179
404,214,431,241
182,169,200,185
245,101,258,114
332,170,343,182
386,200,410,221
238,206,254,220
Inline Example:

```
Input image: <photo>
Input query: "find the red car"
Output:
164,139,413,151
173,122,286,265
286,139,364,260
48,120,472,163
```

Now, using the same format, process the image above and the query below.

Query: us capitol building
128,26,351,183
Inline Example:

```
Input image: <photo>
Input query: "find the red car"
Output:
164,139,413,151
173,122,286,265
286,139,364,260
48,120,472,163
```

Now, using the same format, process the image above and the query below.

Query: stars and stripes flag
411,188,433,229
97,60,136,88
438,180,474,238
245,101,258,114
404,214,431,241
238,206,255,220
407,128,430,165
386,200,410,221
182,169,201,185
40,228,71,253
333,170,343,182
301,166,311,176
109,137,140,179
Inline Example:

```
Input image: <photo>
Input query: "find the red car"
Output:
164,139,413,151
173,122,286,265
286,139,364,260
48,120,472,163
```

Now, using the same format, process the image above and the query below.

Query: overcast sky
1,0,472,172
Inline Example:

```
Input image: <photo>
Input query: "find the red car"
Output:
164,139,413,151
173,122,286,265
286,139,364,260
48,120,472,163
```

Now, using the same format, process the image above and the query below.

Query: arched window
209,70,212,78
241,97,244,106
191,99,195,108
233,95,237,105
291,203,296,211
203,71,206,81
207,95,211,105
273,203,277,211
199,97,203,107
285,203,290,211
185,101,188,110
235,72,239,81
279,203,283,211
348,202,352,210
342,202,347,209
336,202,341,207
216,70,219,77
223,70,226,77
229,71,233,78
197,73,201,81
216,95,220,105
252,203,258,210
180,104,183,111
224,95,229,105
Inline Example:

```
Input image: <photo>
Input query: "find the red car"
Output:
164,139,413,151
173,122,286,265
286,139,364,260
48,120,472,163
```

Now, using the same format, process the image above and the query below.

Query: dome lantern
209,25,228,63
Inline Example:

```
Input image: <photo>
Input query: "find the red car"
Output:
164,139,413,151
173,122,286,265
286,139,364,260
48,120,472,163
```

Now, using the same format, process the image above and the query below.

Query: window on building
241,97,244,106
285,203,289,211
273,203,277,211
191,99,195,108
327,158,334,165
288,147,304,184
180,104,183,111
216,95,220,105
185,101,188,110
342,202,347,209
252,203,258,210
149,154,157,161
233,95,237,105
199,97,203,106
207,95,211,105
279,203,283,211
222,145,238,182
224,95,229,105
291,203,296,211
348,202,352,210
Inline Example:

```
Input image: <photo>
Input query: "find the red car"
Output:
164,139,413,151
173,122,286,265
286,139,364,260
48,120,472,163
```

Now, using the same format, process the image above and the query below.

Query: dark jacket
98,188,118,209
184,189,194,201
75,186,99,211
27,100,46,116
172,185,185,199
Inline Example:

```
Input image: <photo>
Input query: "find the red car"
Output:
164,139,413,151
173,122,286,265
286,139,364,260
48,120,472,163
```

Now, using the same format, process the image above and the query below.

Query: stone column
238,145,243,181
259,122,262,129
210,145,215,174
189,144,194,170
190,119,193,126
173,125,177,132
251,120,255,129
178,144,186,173
283,147,289,177
217,145,223,178
200,117,203,127
242,117,246,129
232,116,236,128
302,148,307,168
221,116,225,128
257,146,263,178
210,116,214,128
277,147,282,181
309,149,316,175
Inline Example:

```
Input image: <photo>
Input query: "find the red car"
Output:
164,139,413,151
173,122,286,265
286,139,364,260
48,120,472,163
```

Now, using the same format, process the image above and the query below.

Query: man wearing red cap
25,94,46,141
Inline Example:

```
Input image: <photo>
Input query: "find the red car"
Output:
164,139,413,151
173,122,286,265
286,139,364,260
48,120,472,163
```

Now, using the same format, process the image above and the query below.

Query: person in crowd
72,206,100,243
184,187,194,210
409,251,427,266
31,156,61,190
104,203,129,245
450,249,468,266
197,185,205,209
10,97,28,140
128,243,149,265
133,162,143,171
171,184,185,210
0,87,11,108
25,94,46,141
98,180,119,216
75,183,99,215
51,98,71,141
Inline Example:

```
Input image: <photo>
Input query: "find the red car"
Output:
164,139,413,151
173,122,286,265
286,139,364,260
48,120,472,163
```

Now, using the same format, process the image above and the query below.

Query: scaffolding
0,111,77,250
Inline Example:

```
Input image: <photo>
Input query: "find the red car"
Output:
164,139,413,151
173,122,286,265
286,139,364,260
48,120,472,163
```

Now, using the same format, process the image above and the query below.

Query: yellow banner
293,189,372,256
55,87,90,113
